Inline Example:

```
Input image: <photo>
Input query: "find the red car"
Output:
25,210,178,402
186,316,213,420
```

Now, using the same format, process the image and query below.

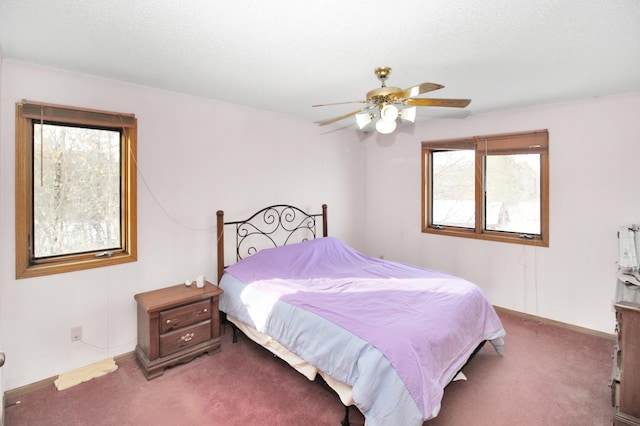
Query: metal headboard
217,204,328,283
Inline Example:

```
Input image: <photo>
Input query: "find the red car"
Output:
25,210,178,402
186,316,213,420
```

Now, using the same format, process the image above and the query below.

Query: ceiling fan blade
390,83,444,100
312,100,367,107
317,106,375,126
403,98,472,108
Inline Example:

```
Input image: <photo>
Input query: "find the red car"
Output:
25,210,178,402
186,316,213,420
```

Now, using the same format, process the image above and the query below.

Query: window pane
33,123,122,257
432,150,475,228
485,154,540,234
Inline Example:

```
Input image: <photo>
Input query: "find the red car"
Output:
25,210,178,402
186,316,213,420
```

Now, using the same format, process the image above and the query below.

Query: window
15,100,137,278
422,129,548,247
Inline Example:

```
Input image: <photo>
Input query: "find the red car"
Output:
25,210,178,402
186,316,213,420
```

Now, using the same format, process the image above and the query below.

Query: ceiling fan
313,67,471,133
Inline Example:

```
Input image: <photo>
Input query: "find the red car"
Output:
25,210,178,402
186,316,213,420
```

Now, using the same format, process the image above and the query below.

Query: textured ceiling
1,0,639,128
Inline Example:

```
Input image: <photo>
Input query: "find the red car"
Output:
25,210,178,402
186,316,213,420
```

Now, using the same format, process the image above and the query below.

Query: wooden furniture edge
216,209,224,284
493,305,615,340
615,301,640,312
134,282,222,312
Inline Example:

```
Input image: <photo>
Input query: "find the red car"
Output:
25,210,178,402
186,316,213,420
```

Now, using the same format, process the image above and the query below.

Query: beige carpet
53,358,118,391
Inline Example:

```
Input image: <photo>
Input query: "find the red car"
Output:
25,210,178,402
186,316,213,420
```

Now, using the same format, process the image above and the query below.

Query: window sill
422,226,548,247
16,251,137,279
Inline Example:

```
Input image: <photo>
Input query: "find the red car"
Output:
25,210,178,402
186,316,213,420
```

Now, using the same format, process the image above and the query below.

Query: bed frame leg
341,405,350,426
221,312,239,344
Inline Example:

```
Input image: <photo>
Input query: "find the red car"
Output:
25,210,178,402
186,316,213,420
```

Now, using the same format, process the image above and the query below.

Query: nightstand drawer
160,299,211,333
160,320,212,357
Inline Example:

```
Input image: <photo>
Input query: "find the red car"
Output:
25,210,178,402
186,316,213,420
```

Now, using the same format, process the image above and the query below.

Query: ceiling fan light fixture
375,118,396,134
399,106,417,123
380,104,399,122
356,112,374,129
313,66,471,132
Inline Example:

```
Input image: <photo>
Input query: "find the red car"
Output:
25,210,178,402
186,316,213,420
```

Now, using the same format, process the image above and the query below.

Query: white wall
362,92,640,334
0,45,5,426
0,60,365,390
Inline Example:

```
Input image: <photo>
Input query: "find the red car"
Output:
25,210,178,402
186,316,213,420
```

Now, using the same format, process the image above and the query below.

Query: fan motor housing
366,87,403,105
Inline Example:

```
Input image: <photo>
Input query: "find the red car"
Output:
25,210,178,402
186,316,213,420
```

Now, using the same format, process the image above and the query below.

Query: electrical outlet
71,326,82,342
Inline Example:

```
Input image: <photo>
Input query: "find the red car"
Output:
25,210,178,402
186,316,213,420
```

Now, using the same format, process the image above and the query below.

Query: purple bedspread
225,237,504,418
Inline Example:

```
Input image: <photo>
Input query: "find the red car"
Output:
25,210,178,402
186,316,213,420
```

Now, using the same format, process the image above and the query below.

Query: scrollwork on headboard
216,204,328,283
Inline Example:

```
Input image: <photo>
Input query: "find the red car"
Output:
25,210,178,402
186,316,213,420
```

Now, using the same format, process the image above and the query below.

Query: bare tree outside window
33,124,122,258
485,154,540,234
432,150,475,229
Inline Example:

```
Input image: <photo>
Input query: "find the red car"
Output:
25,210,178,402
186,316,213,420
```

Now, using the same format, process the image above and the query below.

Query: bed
216,204,505,426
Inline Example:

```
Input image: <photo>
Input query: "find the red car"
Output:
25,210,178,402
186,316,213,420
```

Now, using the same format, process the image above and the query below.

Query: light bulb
375,119,397,134
380,104,399,122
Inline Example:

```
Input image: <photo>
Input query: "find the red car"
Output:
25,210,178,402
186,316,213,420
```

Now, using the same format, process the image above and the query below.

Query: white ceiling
1,0,639,128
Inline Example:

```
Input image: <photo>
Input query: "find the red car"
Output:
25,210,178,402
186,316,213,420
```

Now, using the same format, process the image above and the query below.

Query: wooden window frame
15,100,137,278
421,129,549,247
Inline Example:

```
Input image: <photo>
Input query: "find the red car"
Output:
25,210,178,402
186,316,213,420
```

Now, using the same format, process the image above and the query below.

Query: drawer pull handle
203,308,208,313
181,333,195,342
166,319,171,324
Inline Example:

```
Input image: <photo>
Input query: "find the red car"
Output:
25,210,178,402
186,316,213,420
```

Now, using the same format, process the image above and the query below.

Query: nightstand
134,281,223,379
